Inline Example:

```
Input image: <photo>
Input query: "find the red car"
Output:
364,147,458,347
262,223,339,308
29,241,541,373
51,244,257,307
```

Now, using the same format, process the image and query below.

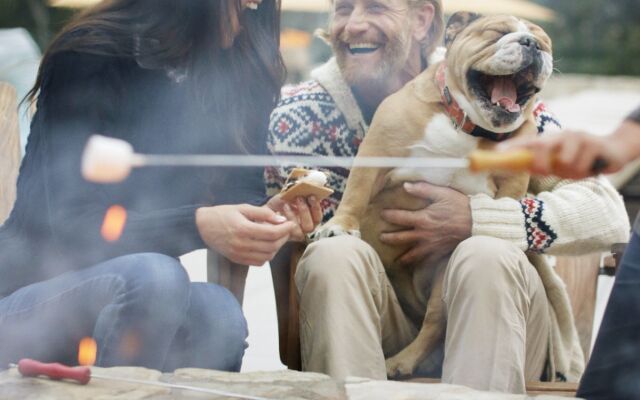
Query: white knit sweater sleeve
470,176,630,255
470,102,631,255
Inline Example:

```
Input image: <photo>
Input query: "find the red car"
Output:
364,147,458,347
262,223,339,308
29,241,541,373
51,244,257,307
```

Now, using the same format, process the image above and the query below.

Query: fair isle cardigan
266,57,630,382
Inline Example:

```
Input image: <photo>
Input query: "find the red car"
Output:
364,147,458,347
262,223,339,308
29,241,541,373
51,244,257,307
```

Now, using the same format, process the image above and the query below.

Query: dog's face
443,13,553,133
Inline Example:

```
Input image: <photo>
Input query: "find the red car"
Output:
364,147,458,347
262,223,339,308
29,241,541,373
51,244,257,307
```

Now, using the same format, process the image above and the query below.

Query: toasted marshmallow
299,170,328,186
82,135,135,184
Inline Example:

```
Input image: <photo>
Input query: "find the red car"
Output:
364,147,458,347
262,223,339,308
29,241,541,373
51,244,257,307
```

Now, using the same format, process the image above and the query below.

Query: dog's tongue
491,77,520,113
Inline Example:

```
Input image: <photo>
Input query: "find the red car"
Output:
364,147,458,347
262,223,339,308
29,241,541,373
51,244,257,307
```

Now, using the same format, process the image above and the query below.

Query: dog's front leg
314,165,390,238
385,266,446,379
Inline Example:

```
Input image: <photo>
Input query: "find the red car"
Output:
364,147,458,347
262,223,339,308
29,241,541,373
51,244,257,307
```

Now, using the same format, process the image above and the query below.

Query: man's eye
368,4,386,12
335,4,353,14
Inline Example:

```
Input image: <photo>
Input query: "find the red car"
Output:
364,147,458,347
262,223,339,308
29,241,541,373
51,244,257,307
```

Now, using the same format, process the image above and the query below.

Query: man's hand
196,204,296,266
266,194,323,242
379,182,472,265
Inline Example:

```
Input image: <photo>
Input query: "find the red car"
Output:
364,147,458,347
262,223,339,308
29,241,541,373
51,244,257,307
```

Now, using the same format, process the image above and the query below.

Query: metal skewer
137,153,471,169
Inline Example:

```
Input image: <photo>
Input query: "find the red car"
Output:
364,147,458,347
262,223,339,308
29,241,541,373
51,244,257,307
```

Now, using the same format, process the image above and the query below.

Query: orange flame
101,205,127,242
78,337,97,366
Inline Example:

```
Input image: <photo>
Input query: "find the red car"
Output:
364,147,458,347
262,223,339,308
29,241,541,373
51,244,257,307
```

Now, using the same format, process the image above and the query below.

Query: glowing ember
101,205,127,242
78,337,97,366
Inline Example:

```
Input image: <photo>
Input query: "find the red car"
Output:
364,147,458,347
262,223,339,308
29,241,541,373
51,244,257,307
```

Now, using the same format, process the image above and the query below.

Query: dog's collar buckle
451,110,468,132
443,86,453,106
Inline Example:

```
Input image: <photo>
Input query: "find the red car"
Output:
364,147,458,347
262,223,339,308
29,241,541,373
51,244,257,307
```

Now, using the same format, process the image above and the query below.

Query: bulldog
313,12,554,378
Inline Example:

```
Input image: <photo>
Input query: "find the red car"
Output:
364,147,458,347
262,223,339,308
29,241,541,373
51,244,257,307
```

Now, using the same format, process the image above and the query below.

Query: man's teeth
246,2,259,10
349,43,379,50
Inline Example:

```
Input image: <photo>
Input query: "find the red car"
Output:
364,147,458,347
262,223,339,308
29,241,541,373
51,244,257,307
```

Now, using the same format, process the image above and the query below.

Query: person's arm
265,85,356,223
472,103,632,255
39,52,298,267
37,52,210,261
470,175,630,255
498,106,640,179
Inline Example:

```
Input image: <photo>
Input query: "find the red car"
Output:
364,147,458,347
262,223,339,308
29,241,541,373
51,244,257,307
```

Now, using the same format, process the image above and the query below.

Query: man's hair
409,0,444,63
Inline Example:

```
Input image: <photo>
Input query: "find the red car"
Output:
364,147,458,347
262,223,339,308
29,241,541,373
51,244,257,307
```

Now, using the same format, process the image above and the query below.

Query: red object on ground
17,359,91,385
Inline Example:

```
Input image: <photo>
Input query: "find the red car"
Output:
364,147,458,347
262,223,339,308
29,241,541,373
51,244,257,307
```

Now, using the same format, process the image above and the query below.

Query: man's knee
445,236,530,294
296,235,382,290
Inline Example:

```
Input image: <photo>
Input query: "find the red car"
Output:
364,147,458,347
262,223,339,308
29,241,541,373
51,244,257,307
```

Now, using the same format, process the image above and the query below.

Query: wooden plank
0,82,21,224
206,250,249,305
408,378,577,397
269,242,295,366
554,254,601,361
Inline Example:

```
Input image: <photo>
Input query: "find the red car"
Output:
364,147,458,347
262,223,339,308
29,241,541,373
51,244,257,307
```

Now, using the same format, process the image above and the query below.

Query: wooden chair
0,82,21,224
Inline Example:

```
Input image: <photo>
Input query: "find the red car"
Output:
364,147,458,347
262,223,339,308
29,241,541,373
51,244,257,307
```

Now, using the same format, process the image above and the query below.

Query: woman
0,0,321,372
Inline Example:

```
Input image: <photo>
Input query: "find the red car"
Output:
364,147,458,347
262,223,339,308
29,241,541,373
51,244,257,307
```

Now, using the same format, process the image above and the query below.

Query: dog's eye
485,29,509,37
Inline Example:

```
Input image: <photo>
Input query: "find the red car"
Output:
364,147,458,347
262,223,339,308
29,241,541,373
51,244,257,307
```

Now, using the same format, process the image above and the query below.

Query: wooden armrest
600,242,628,276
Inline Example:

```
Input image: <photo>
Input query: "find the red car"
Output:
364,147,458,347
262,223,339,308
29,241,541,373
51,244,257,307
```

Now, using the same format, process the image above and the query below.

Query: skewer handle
468,149,534,172
469,149,609,174
16,359,91,385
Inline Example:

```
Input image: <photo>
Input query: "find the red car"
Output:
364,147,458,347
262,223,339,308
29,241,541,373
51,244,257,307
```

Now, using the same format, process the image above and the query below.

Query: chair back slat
554,254,601,361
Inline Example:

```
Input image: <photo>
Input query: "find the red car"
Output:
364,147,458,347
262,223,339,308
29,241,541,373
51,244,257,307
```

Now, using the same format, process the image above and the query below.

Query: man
266,0,630,393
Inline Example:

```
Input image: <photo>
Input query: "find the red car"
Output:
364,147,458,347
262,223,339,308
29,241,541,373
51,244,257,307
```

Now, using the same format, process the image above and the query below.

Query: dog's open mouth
467,66,540,114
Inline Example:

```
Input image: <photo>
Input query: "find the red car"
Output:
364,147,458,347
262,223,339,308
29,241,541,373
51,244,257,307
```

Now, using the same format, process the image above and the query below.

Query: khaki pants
295,235,550,393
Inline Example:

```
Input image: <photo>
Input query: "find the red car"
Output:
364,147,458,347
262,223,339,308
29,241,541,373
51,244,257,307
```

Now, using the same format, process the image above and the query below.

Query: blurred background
1,0,639,372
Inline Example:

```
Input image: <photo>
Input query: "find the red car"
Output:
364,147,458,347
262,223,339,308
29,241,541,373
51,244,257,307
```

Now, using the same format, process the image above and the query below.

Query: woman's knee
109,253,191,311
186,283,248,371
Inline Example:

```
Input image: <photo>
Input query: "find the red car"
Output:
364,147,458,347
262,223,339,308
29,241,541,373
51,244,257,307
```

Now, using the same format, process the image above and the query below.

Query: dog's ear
445,11,482,48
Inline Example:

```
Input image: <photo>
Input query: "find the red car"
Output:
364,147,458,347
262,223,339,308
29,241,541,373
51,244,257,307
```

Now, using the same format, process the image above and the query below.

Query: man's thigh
441,236,549,392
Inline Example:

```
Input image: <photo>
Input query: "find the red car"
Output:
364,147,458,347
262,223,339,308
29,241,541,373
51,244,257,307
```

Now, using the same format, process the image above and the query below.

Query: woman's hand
195,204,296,266
266,194,323,242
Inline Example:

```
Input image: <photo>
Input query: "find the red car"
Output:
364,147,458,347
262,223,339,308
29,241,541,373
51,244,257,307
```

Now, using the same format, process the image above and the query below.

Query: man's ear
412,2,436,43
444,11,482,48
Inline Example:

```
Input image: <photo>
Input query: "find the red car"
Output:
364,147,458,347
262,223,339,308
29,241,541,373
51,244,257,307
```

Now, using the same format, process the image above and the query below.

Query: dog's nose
519,36,539,50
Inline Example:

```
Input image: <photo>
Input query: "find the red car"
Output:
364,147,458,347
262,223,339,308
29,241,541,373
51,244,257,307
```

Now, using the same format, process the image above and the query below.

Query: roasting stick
82,135,537,184
9,359,271,400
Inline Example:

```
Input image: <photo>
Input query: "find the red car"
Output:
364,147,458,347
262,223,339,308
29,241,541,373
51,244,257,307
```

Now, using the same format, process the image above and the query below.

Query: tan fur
317,14,552,378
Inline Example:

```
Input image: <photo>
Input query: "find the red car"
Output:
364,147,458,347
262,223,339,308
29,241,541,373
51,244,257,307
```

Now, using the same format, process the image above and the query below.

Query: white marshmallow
299,170,328,186
81,135,135,183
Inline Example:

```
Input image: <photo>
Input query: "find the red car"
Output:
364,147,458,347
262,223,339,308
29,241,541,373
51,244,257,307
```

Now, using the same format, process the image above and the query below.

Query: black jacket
0,51,267,297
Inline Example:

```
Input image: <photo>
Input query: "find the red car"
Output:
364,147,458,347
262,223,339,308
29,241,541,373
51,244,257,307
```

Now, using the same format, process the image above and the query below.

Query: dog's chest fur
388,113,497,197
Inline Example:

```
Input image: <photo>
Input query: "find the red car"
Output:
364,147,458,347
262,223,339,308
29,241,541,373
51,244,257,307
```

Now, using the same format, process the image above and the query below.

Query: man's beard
332,25,413,89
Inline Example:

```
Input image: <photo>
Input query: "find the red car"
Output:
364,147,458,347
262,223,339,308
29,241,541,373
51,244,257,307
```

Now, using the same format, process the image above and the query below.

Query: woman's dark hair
27,0,285,153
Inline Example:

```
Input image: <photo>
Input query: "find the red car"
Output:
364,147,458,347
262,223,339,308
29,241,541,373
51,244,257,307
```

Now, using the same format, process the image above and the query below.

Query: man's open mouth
467,65,540,114
347,43,381,55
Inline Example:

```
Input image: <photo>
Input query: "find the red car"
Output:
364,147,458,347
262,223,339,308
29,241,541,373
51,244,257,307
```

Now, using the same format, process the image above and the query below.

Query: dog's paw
309,224,360,242
385,353,418,380
309,215,361,242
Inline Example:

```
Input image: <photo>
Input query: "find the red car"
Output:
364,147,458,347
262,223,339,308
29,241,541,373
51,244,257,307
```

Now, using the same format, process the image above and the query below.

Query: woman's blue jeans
0,253,247,372
577,232,640,399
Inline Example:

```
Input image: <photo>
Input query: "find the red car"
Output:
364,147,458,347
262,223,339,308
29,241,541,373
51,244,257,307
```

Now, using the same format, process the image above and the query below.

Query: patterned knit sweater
266,57,631,381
